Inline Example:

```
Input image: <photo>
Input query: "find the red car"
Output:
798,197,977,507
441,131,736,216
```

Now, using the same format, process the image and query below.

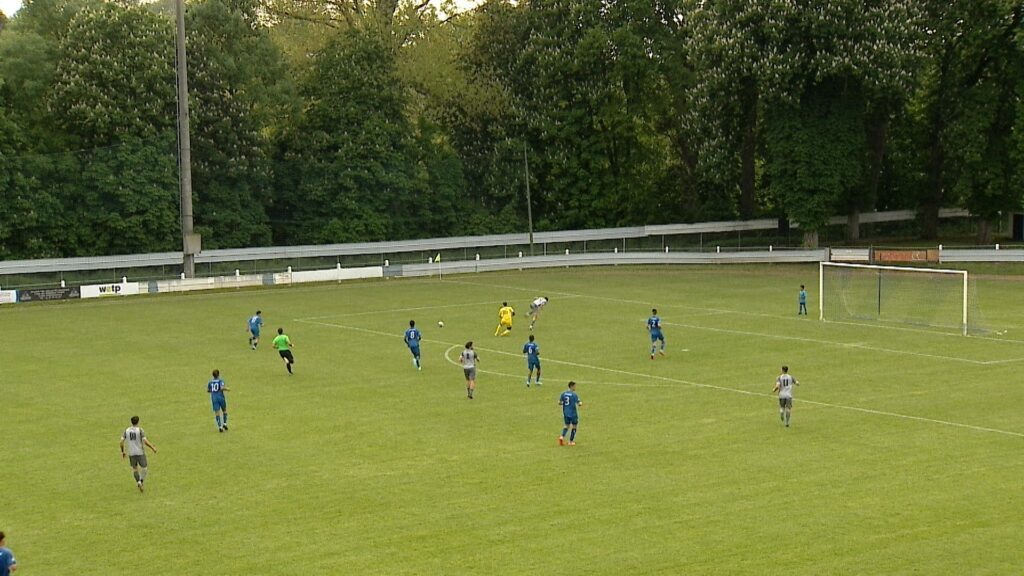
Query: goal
819,262,978,335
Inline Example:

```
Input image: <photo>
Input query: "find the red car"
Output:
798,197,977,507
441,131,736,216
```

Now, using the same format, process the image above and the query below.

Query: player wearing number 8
119,415,157,492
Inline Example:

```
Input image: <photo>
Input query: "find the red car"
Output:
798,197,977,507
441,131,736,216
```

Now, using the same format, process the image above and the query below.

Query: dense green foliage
0,0,1022,257
4,266,1023,573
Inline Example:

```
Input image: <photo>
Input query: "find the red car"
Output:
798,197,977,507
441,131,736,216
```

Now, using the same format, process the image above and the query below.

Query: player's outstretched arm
144,439,157,453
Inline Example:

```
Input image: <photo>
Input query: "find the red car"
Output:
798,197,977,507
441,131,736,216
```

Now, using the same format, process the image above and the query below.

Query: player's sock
569,429,577,442
287,362,293,374
536,380,542,386
140,468,148,481
133,471,141,482
526,377,531,387
561,427,569,438
223,413,228,425
780,410,785,422
215,415,222,428
785,412,791,426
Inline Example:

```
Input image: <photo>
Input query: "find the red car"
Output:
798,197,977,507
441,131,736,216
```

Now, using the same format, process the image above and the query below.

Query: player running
558,381,582,446
773,365,799,427
528,296,549,331
119,415,157,492
494,301,515,336
247,310,264,350
273,328,295,374
208,369,230,432
523,334,542,387
404,320,423,370
647,308,665,359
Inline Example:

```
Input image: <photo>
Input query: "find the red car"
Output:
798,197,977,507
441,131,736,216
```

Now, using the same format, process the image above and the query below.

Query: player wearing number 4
773,365,799,427
647,308,665,359
208,369,230,432
559,381,582,446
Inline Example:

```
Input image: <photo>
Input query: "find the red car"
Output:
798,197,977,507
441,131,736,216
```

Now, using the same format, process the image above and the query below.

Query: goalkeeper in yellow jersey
494,301,515,336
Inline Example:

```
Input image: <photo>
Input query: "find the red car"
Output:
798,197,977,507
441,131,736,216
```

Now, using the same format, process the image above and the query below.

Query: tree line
0,0,1021,259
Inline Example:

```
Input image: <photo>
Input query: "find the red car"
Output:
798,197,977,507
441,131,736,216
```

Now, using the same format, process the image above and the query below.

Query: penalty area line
303,318,1024,439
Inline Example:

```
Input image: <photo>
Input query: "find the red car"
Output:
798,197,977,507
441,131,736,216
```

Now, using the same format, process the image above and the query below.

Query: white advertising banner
81,282,141,299
0,289,17,304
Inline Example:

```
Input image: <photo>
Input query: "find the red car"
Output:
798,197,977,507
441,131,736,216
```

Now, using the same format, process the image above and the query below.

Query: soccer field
4,264,1023,575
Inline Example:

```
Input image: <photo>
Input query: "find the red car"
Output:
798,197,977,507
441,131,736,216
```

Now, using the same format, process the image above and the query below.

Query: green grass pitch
4,264,1022,575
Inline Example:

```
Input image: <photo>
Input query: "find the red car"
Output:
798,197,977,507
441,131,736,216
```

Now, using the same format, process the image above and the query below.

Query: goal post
819,261,970,335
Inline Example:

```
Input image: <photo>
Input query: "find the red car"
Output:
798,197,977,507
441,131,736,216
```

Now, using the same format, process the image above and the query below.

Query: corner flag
435,253,441,263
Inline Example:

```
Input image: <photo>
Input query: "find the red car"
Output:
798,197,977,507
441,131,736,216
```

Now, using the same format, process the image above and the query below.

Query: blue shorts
650,331,664,343
211,395,227,412
408,345,420,358
563,414,579,426
527,358,541,371
250,328,260,338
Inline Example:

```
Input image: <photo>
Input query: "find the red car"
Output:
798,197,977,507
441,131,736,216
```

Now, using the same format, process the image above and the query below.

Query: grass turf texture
4,264,1022,575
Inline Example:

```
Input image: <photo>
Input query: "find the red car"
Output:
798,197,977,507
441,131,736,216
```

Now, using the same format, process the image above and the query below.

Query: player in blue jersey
798,285,808,315
404,320,423,370
247,310,264,350
207,369,231,432
0,532,17,576
523,334,542,387
647,308,665,359
558,381,582,446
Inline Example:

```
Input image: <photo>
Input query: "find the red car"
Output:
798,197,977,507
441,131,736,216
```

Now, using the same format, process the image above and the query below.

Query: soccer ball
438,321,445,328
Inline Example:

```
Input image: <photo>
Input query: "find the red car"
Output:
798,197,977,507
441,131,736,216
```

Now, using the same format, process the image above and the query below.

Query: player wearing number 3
558,381,582,446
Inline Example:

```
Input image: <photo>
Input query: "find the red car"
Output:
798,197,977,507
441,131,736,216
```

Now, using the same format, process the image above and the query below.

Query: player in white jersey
119,415,158,492
459,341,479,400
528,296,549,331
772,366,799,427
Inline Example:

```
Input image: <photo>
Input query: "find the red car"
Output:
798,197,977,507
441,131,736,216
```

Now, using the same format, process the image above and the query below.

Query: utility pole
175,0,198,277
524,142,534,256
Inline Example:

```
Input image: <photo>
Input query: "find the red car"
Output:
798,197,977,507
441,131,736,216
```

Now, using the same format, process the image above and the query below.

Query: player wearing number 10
558,381,582,446
208,369,230,432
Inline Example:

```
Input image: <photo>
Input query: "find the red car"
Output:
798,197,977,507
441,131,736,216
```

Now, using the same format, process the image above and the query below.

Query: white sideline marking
298,317,1024,439
661,321,999,366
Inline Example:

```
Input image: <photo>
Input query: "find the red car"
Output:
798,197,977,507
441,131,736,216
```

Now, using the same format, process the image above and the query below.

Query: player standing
460,341,479,399
208,369,230,432
272,328,295,374
798,285,808,315
404,320,422,370
0,532,17,575
119,416,157,492
248,310,264,350
558,381,582,446
528,296,549,331
494,301,515,337
647,308,665,359
523,334,542,387
773,365,799,427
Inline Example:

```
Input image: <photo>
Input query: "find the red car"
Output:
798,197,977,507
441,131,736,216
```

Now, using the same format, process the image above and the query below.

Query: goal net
819,262,984,335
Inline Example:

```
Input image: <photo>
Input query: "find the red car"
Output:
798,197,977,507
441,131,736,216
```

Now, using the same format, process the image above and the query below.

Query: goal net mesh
821,264,988,334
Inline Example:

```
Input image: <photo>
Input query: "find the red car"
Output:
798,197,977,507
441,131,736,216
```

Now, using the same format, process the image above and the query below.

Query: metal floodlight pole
175,0,196,278
524,142,534,256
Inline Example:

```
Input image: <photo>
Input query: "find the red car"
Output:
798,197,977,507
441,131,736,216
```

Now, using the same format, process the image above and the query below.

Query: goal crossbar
819,261,969,336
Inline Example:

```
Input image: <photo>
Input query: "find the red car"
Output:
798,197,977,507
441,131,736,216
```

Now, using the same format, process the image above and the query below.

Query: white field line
660,321,1000,366
297,317,1024,439
446,278,1024,364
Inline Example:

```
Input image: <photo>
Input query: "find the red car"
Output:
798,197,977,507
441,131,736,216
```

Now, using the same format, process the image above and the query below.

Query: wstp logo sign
81,282,141,299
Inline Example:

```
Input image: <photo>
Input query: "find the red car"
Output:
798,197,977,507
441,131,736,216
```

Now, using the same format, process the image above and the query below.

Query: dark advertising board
17,287,82,302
